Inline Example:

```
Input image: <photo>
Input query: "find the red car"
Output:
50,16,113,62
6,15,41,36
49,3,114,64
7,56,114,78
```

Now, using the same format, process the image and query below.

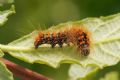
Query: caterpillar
34,26,90,56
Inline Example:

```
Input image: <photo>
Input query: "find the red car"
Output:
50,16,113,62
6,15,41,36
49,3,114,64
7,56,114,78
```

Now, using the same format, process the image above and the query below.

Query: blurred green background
1,0,120,80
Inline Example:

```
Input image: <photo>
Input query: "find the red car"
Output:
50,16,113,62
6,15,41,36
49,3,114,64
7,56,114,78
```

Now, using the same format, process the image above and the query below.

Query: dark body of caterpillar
34,28,90,56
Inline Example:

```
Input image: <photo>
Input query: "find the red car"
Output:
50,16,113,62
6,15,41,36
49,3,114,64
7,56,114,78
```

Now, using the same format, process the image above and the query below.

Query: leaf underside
6,13,120,68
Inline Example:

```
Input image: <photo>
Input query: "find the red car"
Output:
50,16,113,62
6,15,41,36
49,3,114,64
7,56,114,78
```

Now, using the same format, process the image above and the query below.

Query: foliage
0,0,14,80
0,13,120,80
0,0,120,80
0,61,13,80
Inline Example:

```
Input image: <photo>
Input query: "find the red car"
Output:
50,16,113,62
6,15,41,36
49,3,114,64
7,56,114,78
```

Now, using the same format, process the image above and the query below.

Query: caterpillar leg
51,43,56,48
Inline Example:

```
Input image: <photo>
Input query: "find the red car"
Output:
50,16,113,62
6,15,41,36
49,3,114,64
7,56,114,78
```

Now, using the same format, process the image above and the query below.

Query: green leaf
0,1,14,80
0,49,4,57
0,5,15,26
0,13,120,68
69,64,120,80
99,71,119,80
0,0,14,6
0,61,13,80
69,64,98,80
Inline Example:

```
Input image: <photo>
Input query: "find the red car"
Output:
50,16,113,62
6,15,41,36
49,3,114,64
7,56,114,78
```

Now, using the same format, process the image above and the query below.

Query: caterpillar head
81,44,90,56
34,32,44,49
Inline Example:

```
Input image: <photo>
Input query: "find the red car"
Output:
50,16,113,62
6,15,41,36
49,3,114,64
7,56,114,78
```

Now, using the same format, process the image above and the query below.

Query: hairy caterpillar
34,26,90,56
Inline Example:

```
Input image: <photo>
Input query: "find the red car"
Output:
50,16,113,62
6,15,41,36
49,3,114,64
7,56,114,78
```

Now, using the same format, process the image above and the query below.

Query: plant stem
0,58,49,80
